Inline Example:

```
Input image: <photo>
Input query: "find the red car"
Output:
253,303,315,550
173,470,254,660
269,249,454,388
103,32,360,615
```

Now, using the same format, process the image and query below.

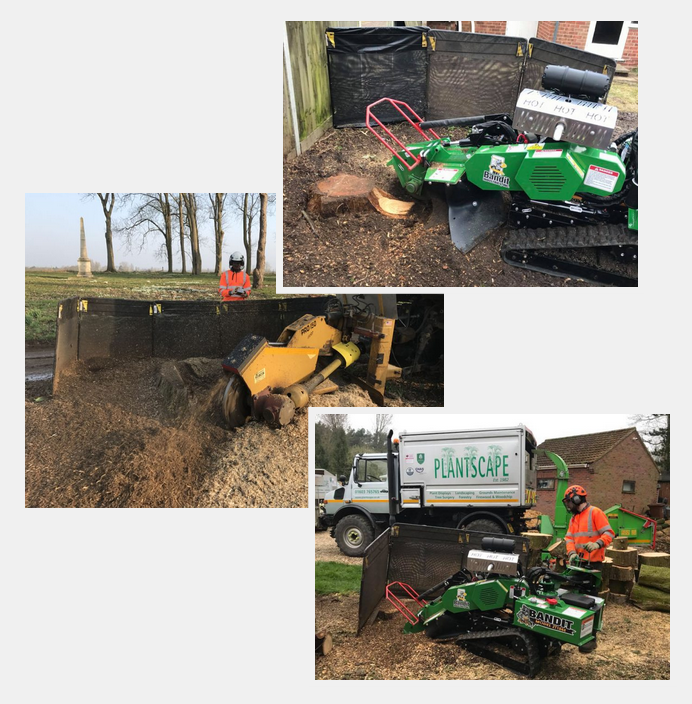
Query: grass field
608,74,638,113
25,270,278,346
315,561,363,595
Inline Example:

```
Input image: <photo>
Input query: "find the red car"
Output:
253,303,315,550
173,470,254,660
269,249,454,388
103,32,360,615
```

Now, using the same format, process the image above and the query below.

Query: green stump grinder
387,536,605,678
367,65,638,286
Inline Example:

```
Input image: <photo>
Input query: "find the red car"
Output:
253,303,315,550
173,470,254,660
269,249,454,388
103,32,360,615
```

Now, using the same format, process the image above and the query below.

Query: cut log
638,552,670,568
608,592,629,605
315,631,333,656
521,532,553,550
547,539,565,557
307,174,375,217
612,536,629,550
367,187,415,219
638,565,670,593
604,564,635,582
630,584,670,612
609,579,634,597
605,546,638,567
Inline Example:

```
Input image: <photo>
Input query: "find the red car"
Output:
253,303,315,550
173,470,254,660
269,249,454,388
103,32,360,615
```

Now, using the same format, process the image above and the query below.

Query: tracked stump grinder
220,297,401,428
386,535,605,677
367,65,638,286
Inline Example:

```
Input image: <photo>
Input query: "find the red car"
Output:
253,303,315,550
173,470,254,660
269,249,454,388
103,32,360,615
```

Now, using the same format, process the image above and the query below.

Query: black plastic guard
222,334,266,373
447,189,506,253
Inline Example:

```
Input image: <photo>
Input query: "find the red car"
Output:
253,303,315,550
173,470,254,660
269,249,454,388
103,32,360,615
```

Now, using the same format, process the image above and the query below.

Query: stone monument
77,217,93,277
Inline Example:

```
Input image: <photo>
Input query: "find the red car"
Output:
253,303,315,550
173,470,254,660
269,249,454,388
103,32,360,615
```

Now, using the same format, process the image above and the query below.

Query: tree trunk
178,194,186,274
252,193,268,289
211,193,225,276
98,193,116,272
183,194,201,275
242,193,252,274
163,193,173,273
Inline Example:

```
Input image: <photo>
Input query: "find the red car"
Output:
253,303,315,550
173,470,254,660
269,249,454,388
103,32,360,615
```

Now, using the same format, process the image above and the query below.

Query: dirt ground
283,113,638,288
25,358,442,508
314,531,670,681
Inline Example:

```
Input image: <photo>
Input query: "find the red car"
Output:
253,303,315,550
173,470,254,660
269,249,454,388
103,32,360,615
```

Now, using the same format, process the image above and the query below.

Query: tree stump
307,174,376,217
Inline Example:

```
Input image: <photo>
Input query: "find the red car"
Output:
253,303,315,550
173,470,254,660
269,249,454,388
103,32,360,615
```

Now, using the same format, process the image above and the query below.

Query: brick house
458,21,638,65
535,427,659,515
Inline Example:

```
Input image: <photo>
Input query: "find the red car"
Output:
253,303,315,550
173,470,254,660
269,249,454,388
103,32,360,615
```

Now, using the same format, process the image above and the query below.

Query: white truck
315,468,338,530
322,425,539,556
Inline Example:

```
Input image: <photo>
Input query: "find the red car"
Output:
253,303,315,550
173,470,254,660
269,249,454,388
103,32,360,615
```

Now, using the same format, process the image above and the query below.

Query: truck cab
323,425,539,557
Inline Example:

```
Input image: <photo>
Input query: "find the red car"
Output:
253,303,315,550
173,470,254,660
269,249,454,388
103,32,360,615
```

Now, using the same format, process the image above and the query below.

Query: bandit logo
516,605,576,635
453,588,471,610
483,155,510,188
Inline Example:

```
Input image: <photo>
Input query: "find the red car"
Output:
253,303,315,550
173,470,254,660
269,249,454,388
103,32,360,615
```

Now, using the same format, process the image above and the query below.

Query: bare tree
320,414,350,432
630,414,670,474
118,194,174,272
176,193,186,274
208,193,227,275
373,414,393,449
83,193,117,271
182,193,202,274
229,193,262,274
252,193,268,288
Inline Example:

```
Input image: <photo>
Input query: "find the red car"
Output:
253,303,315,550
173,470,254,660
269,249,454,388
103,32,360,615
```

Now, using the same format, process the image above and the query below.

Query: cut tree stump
307,174,376,217
608,592,629,605
612,536,629,550
609,579,634,597
368,187,414,219
547,539,565,557
605,546,638,567
638,552,670,568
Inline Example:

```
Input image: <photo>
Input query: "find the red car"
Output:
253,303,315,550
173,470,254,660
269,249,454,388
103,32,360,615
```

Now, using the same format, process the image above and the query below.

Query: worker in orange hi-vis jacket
219,251,251,302
563,484,615,653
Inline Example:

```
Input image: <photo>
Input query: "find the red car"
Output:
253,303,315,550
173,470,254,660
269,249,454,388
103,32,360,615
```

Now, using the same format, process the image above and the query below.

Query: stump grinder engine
367,65,638,286
220,297,401,428
387,536,605,678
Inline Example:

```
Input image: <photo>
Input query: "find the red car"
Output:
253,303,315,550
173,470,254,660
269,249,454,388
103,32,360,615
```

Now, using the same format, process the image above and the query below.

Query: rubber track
501,223,638,286
454,627,542,678
502,222,637,251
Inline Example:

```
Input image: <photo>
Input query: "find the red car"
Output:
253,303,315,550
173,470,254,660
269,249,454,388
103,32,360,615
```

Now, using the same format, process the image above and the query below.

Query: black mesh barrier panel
427,31,528,120
520,38,616,102
357,524,530,634
357,529,390,634
327,26,429,127
54,297,332,392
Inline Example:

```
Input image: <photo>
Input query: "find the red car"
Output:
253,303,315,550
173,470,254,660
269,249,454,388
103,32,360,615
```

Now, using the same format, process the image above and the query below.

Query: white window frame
585,21,629,60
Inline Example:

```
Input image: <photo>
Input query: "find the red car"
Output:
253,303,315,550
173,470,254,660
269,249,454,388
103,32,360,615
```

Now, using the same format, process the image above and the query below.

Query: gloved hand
567,551,579,564
584,541,601,553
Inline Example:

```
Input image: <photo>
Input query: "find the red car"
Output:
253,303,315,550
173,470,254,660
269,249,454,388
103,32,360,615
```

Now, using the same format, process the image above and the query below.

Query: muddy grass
25,359,442,508
283,113,638,288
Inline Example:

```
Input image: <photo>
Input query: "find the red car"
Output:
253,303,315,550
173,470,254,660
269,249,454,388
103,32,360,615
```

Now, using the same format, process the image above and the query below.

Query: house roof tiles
537,427,636,470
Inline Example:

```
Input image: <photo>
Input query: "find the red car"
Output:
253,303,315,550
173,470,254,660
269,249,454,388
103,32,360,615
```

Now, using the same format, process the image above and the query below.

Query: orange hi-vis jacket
219,269,251,301
565,504,616,563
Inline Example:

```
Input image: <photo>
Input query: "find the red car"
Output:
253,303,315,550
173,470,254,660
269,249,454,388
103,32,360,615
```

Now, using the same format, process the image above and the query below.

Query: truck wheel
461,518,505,534
335,515,375,557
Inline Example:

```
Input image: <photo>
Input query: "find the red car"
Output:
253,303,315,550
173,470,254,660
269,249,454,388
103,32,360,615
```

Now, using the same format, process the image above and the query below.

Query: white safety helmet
229,251,244,268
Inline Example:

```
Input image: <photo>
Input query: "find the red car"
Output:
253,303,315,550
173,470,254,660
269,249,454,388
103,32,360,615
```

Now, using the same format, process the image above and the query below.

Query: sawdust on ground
25,359,438,508
315,596,670,680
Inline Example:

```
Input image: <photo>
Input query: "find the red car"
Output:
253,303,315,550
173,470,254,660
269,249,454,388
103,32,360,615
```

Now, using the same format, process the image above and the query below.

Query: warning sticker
580,616,595,638
428,167,460,182
506,144,527,153
563,607,586,618
584,165,619,193
254,368,266,384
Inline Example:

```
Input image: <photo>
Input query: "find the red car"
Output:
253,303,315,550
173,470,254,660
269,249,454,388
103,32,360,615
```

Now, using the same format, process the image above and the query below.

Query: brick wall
474,21,507,35
555,21,591,49
536,22,556,41
622,26,638,65
461,21,472,33
535,431,660,515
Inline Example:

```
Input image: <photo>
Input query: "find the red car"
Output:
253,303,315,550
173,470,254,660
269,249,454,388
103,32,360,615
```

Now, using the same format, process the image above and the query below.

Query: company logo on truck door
435,445,510,479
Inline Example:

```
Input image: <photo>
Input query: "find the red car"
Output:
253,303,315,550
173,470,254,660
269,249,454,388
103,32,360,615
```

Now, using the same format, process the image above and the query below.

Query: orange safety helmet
563,485,588,506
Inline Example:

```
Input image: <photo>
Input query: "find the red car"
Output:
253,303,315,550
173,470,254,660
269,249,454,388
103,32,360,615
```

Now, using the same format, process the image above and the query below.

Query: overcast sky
24,193,276,271
315,413,637,445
